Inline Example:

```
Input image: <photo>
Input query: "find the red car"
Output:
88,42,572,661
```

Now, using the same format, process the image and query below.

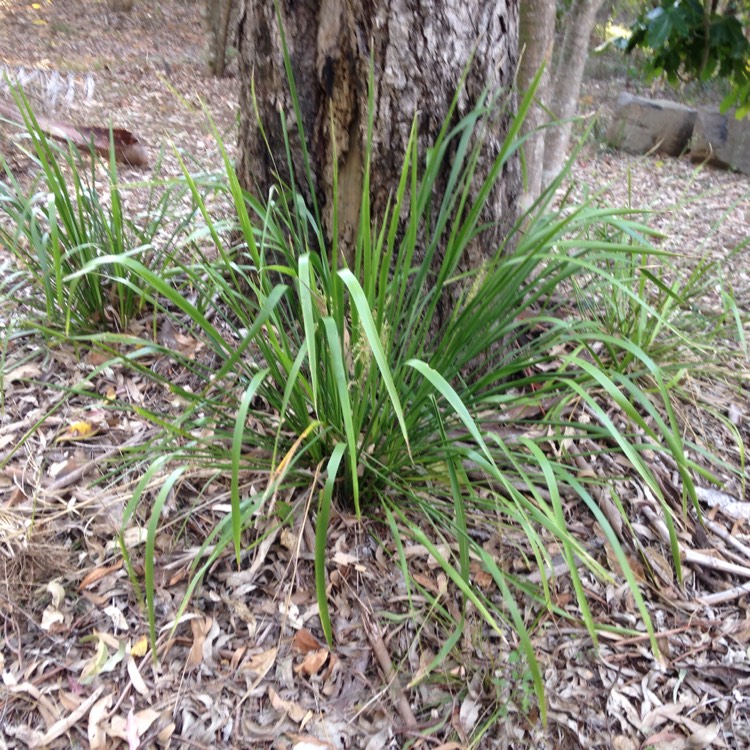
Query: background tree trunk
206,0,237,77
236,0,520,275
542,0,604,186
518,0,556,210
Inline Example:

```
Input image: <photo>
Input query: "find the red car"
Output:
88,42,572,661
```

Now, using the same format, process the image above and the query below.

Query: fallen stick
640,504,750,608
31,685,105,748
698,581,750,607
702,516,750,562
684,548,750,579
359,603,417,730
0,99,149,168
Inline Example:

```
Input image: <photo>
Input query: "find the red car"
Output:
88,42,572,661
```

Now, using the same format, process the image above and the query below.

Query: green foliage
114,86,716,715
567,202,741,367
0,88,191,332
1,43,740,728
615,0,750,116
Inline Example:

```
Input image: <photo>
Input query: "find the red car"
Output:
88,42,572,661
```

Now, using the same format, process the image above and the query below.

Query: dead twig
0,99,149,167
358,602,417,730
31,684,104,747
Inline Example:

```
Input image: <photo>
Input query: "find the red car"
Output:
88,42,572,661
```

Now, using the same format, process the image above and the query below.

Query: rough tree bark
206,0,237,77
518,0,556,210
236,0,520,283
542,0,604,186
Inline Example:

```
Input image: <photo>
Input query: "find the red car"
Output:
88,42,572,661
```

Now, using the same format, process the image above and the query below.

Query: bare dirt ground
1,1,749,749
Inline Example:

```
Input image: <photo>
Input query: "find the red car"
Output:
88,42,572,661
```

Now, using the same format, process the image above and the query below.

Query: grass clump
0,88,195,333
0,62,742,728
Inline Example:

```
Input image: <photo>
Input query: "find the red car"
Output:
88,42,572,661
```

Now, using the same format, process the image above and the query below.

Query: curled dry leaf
79,560,123,591
25,685,105,748
48,455,88,480
292,628,323,654
127,655,150,697
47,580,65,607
157,722,176,744
106,708,161,743
131,634,148,657
87,692,113,750
241,646,278,692
104,604,129,632
459,695,481,736
294,647,329,677
269,686,309,724
187,615,213,669
159,318,201,357
332,550,366,571
3,363,41,385
56,420,98,442
40,605,64,632
470,560,493,589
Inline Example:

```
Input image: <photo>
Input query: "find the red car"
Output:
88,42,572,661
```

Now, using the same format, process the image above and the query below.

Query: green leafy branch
614,0,750,117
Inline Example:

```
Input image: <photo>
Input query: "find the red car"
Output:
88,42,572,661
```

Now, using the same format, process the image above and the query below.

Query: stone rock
607,93,697,157
690,109,750,175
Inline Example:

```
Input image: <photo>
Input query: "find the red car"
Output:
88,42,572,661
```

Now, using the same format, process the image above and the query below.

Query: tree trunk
518,0,556,209
206,0,237,77
542,0,604,186
236,0,520,276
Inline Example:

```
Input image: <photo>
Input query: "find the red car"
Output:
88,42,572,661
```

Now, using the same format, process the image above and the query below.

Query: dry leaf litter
0,1,749,748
